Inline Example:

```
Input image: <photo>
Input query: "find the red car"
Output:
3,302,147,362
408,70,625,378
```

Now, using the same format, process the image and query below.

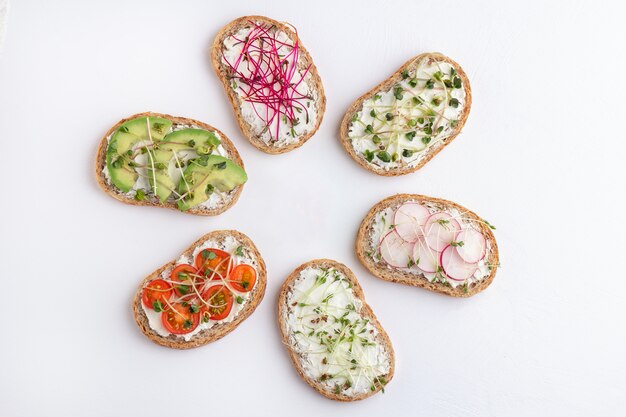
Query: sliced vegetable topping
201,285,234,321
141,243,257,337
230,264,257,292
162,303,200,335
195,248,232,279
374,201,490,287
142,279,173,311
105,116,247,211
171,264,203,297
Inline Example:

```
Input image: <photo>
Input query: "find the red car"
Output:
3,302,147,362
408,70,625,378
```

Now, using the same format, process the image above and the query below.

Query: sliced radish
422,271,436,280
393,203,431,243
379,230,414,268
439,245,478,281
412,238,438,273
424,212,461,251
454,229,486,263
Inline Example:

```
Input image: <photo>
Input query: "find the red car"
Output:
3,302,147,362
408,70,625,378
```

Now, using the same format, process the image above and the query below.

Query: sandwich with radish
356,194,499,297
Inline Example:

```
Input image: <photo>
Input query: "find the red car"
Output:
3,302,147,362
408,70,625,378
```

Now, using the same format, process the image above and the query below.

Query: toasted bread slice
340,52,472,176
356,194,499,297
133,230,267,349
278,259,395,401
95,112,245,216
212,15,326,154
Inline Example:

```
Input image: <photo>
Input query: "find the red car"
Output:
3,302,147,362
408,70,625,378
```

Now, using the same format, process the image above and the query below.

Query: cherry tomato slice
195,248,233,280
171,264,204,297
142,279,173,310
161,303,200,335
230,264,257,292
200,285,234,321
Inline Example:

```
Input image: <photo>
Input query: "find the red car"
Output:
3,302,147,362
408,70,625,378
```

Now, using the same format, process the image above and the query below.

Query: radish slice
393,203,431,243
380,230,414,268
422,271,436,280
412,238,438,273
424,213,461,251
454,229,486,263
440,245,478,281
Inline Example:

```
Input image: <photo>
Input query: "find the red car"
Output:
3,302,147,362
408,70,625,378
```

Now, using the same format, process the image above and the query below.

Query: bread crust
339,52,472,176
211,15,326,154
356,194,499,297
133,230,267,349
95,111,245,216
277,259,395,401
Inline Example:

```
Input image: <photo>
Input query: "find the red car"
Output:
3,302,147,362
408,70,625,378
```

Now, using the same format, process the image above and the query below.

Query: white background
1,1,625,416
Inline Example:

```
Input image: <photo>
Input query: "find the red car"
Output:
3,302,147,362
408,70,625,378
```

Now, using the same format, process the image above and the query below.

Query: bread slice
278,259,395,401
133,230,267,349
211,15,326,154
95,112,245,216
340,52,472,176
356,194,499,297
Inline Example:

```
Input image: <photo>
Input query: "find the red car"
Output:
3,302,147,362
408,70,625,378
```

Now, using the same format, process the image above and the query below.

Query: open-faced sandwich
340,53,471,176
212,15,326,154
133,230,266,349
357,194,499,297
278,259,394,401
96,112,247,215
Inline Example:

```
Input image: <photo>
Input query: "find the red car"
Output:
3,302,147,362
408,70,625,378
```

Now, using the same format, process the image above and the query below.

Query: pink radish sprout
223,21,313,141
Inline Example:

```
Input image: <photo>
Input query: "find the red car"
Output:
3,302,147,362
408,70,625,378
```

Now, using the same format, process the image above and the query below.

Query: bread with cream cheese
278,259,395,401
95,112,246,215
340,52,472,176
133,230,267,349
356,194,499,297
211,15,326,154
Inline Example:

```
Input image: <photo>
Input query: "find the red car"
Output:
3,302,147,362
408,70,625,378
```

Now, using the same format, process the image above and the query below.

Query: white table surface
1,1,625,416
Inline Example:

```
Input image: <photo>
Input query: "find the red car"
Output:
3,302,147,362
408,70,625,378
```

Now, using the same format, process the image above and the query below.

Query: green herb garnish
377,151,391,163
135,189,146,201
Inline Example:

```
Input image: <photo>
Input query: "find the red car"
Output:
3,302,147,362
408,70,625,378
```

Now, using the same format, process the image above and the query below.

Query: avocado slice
161,128,221,154
145,128,222,202
146,149,176,202
106,116,173,192
177,155,247,211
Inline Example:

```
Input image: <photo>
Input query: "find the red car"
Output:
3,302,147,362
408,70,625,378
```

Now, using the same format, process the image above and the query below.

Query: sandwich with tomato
133,230,267,349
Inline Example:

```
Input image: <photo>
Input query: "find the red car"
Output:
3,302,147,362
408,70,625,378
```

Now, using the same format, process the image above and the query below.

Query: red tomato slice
200,285,234,321
142,279,173,310
161,303,200,334
195,248,233,280
171,264,204,297
230,264,257,292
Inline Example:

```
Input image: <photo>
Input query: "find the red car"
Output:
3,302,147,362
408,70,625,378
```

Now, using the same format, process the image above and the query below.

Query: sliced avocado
145,128,220,201
146,149,176,202
122,116,172,141
105,116,173,192
161,128,221,155
177,155,247,211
